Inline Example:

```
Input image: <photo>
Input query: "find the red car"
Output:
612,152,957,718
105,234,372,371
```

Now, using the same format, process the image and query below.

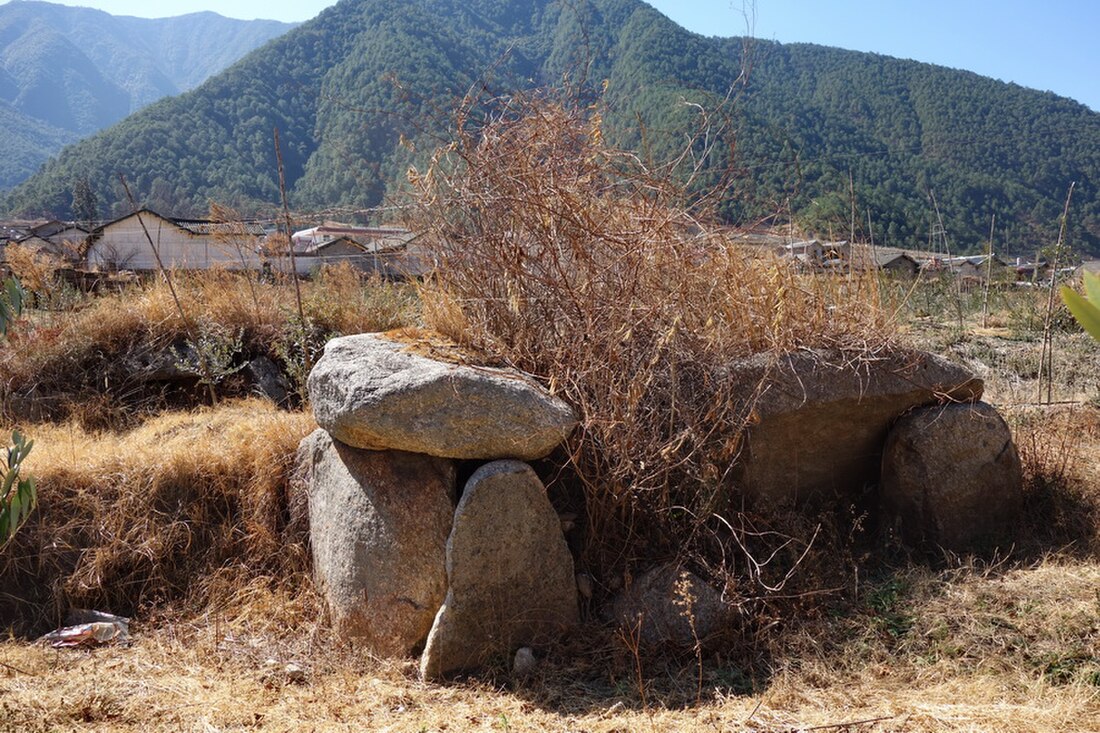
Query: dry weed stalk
408,91,893,615
208,202,264,317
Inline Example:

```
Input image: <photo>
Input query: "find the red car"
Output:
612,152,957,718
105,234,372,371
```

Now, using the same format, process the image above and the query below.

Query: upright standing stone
303,429,455,657
881,401,1023,551
420,460,578,680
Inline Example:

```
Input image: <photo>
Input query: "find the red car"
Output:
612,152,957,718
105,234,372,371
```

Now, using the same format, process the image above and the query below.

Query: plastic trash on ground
38,610,131,648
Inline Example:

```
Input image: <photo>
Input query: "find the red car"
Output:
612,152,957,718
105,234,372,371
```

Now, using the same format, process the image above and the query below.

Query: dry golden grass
0,266,418,425
2,243,65,294
0,399,316,629
0,356,1094,732
0,559,1096,731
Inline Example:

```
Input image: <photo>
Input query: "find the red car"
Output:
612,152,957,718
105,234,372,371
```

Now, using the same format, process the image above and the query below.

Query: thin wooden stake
119,175,218,405
982,214,995,328
274,127,312,375
929,189,964,332
1038,182,1075,404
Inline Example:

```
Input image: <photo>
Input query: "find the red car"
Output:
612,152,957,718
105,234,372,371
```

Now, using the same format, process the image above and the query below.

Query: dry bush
0,400,317,631
303,262,419,336
407,92,894,616
3,243,64,294
1013,405,1100,556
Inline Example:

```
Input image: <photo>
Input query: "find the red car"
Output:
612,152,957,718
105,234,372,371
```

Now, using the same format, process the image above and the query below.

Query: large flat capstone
420,460,578,680
730,349,982,502
302,429,455,657
308,333,577,460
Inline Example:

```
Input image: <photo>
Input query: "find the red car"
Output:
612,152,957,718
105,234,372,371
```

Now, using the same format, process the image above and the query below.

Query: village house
291,223,428,278
1076,260,1100,280
12,220,90,262
836,244,921,278
1010,257,1051,283
84,209,268,271
776,239,825,262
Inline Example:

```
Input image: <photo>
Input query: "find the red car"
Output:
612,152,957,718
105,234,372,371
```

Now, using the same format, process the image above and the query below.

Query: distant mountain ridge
0,0,296,188
5,0,1100,256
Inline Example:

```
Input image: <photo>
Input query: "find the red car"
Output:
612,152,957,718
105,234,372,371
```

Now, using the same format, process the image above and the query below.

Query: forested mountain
0,1,295,188
6,0,1100,256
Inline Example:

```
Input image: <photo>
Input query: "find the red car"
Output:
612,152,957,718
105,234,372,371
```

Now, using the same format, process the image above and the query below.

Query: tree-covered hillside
5,0,1100,256
0,1,295,189
0,99,78,189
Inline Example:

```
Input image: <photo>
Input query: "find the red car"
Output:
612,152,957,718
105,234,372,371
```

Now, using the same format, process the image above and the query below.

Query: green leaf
7,491,21,532
1061,284,1100,341
3,277,23,316
1084,272,1100,305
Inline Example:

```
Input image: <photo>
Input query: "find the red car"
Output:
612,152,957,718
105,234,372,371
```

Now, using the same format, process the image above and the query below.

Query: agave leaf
1061,284,1100,341
23,476,36,509
7,490,21,532
4,277,24,316
1084,272,1100,305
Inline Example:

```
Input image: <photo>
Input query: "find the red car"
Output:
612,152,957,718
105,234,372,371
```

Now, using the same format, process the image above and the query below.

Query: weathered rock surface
612,564,732,652
244,355,291,405
420,460,578,680
125,341,201,382
308,333,577,460
730,349,983,502
881,401,1022,551
303,429,456,657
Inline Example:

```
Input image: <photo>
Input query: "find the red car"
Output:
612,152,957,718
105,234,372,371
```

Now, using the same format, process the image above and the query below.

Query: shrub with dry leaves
407,91,895,617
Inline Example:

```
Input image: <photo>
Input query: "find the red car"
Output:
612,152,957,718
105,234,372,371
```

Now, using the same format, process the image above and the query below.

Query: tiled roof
171,218,269,236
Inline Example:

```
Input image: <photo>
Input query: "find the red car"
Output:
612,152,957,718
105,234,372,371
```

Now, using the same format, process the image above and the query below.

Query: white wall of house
86,212,263,271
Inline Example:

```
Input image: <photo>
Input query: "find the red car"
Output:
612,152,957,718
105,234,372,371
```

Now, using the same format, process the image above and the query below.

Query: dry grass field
0,270,1095,732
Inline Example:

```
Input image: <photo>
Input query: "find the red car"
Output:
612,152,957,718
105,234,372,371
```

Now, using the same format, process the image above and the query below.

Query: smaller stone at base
513,647,537,678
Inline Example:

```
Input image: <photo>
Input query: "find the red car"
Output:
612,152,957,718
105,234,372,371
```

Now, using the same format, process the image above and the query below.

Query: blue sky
16,0,1100,110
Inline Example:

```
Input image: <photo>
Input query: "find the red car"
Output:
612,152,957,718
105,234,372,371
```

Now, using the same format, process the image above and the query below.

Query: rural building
15,221,90,262
0,222,32,245
85,209,268,271
776,239,824,262
0,220,90,264
1012,258,1050,282
846,245,921,278
292,223,413,252
941,255,1007,284
291,223,428,278
1076,260,1100,280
